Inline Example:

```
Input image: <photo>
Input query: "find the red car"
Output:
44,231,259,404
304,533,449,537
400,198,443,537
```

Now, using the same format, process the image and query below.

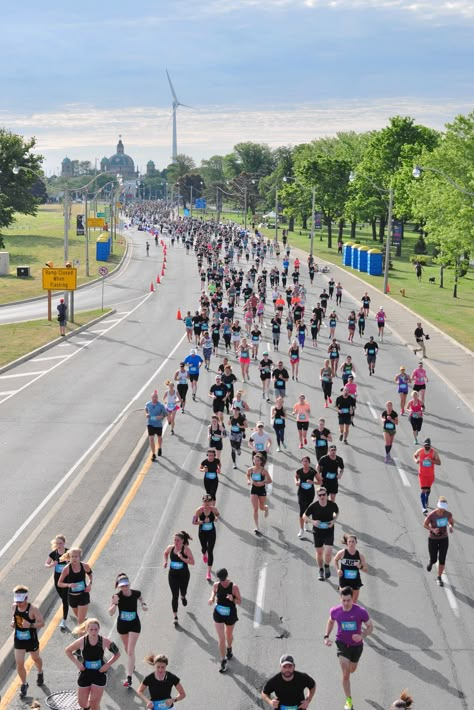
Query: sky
1,0,473,174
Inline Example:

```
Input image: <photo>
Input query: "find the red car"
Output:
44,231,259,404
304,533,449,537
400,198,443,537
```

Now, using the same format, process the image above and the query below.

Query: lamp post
349,171,393,294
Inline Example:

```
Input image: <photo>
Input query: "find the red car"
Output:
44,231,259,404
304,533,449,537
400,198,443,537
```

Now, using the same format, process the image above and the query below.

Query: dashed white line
0,370,46,379
253,564,268,629
392,458,411,487
367,401,378,420
32,355,68,362
442,573,460,618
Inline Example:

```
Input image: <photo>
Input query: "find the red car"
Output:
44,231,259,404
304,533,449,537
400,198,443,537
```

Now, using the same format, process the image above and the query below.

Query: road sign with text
42,268,77,290
87,217,105,228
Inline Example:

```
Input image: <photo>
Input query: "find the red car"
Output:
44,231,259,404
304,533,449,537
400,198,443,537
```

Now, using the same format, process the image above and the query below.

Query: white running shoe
297,529,304,538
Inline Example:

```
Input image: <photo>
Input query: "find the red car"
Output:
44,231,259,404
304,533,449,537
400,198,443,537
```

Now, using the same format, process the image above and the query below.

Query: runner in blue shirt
184,349,204,401
145,391,167,460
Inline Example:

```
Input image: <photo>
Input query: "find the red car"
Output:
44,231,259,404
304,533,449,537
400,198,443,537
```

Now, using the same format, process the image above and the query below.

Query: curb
0,233,130,309
0,430,148,688
0,309,117,375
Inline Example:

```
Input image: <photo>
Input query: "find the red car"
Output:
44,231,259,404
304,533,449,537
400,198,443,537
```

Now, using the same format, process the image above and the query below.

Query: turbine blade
178,102,198,110
166,69,179,103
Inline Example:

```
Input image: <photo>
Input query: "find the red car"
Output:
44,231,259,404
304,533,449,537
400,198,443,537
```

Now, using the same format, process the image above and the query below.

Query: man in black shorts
209,375,228,422
272,360,290,399
259,352,274,402
311,417,332,462
317,444,344,502
145,391,167,459
335,389,355,444
12,585,45,698
324,588,373,710
363,336,378,376
261,654,316,709
303,487,339,581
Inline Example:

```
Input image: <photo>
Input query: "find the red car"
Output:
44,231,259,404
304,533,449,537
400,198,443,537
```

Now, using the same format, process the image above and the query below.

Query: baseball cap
190,348,196,355
256,421,264,427
437,497,448,510
423,437,431,445
262,351,269,355
280,654,295,666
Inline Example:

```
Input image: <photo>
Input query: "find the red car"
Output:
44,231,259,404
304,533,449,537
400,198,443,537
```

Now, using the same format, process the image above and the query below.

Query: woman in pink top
292,394,311,449
345,375,357,426
375,308,386,342
411,362,428,407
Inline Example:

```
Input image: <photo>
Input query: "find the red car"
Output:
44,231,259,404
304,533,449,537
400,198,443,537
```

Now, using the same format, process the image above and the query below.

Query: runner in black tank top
209,568,242,673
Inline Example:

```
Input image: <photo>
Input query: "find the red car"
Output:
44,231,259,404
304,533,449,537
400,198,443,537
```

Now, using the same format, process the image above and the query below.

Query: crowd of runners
10,203,455,710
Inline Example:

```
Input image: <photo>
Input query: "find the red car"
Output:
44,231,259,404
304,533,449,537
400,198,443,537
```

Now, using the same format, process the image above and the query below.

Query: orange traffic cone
150,282,155,292
156,275,160,284
161,267,165,277
163,256,167,263
176,309,182,320
162,261,166,269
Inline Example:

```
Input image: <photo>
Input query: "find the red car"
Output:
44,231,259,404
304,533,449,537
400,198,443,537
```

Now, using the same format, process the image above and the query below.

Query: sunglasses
318,493,327,498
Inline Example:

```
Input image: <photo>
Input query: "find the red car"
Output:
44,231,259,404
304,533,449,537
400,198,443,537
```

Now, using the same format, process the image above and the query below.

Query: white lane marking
367,401,378,420
88,329,106,334
0,293,153,406
115,311,130,315
0,330,187,560
0,390,17,396
392,458,411,487
253,564,268,628
32,355,68,362
100,318,121,324
0,371,46,379
442,573,460,618
267,462,274,496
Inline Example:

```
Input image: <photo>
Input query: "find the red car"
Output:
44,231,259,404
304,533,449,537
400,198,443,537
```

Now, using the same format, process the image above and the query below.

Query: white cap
117,578,130,587
437,500,449,510
14,592,28,602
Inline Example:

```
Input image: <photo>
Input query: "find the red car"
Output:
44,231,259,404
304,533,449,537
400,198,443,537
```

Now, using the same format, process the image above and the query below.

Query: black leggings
322,381,332,400
273,425,285,446
204,476,219,500
177,383,188,405
199,529,216,567
55,579,69,620
428,537,449,566
231,439,242,462
168,569,190,613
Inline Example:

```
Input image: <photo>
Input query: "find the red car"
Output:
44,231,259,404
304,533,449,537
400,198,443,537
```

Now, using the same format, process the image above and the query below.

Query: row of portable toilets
342,243,383,276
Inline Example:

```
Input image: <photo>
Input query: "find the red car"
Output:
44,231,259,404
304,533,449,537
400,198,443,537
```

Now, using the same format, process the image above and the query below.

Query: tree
30,177,48,204
224,142,275,179
176,173,205,209
0,128,44,247
165,154,196,185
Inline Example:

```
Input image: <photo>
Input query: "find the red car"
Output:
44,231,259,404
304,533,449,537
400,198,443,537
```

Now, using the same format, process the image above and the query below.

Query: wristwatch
324,634,329,639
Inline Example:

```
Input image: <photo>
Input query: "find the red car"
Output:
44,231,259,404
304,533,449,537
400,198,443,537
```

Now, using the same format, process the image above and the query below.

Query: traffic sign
87,217,105,228
42,268,77,291
96,211,105,218
99,266,109,277
195,198,207,209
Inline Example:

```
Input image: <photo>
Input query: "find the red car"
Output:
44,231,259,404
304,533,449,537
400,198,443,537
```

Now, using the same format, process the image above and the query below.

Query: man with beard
261,654,316,709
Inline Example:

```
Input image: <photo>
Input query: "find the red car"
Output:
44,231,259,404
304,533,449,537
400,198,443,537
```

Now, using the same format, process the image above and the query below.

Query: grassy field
214,209,474,351
0,204,126,304
0,308,111,368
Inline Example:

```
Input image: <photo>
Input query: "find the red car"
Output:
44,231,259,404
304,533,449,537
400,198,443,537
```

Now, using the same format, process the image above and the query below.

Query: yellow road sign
42,268,77,291
87,217,105,228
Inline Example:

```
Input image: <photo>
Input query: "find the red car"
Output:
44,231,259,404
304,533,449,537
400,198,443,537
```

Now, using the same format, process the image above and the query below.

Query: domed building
100,137,138,179
61,156,74,177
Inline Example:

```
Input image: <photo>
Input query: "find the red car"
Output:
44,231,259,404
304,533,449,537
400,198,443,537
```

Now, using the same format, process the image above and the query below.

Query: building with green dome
100,137,138,179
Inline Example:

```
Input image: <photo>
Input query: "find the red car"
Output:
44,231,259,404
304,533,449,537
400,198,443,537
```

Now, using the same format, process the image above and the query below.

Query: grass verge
0,308,111,368
0,205,126,304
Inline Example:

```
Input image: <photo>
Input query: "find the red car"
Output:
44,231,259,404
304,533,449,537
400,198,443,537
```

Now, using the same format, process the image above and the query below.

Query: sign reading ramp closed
42,268,77,290
87,217,105,228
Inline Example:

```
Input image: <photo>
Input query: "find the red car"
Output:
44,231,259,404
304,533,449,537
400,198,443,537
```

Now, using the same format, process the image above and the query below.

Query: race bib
205,471,217,479
170,560,184,570
341,620,357,631
201,522,214,531
84,660,102,670
300,481,313,490
55,563,66,574
16,629,31,641
325,472,336,479
70,581,85,593
344,569,358,579
215,604,231,616
120,611,137,622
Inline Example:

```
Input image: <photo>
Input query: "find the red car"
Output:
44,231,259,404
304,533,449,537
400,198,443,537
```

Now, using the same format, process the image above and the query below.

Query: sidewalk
292,244,474,412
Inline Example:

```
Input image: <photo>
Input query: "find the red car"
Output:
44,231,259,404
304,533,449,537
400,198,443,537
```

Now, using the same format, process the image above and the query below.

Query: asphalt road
0,235,473,709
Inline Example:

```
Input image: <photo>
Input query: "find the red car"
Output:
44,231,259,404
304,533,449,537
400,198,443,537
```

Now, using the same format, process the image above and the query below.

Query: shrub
410,255,429,265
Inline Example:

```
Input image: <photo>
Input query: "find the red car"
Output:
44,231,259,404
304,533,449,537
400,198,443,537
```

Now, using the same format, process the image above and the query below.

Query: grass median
0,308,111,368
0,204,126,304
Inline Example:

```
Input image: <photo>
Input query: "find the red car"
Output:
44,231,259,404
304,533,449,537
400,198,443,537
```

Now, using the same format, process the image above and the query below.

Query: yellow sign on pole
87,217,105,228
42,268,77,291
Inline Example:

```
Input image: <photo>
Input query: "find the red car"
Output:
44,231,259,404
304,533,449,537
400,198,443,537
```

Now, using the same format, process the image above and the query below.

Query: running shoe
427,561,433,572
19,683,28,698
299,443,303,449
414,439,419,444
328,398,332,404
173,617,178,625
344,698,353,710
339,434,343,441
158,448,162,457
226,647,233,660
276,447,281,452
283,442,288,449
304,438,307,445
233,463,237,469
254,527,260,535
297,529,304,538
318,568,325,581
181,597,188,607
219,659,228,673
151,453,156,461
384,456,389,463
266,397,271,402
324,565,331,579
344,439,348,444
206,571,212,581
123,676,132,688
59,619,67,630
37,672,44,687
171,430,175,435
203,553,208,564
437,576,444,587
325,402,329,408
423,508,428,516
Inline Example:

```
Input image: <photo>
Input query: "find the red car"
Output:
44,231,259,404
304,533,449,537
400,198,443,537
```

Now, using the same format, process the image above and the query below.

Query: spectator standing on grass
57,298,67,337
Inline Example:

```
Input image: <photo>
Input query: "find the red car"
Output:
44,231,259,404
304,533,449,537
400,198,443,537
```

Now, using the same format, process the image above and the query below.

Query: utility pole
275,187,278,243
383,186,394,294
310,186,316,258
244,187,248,233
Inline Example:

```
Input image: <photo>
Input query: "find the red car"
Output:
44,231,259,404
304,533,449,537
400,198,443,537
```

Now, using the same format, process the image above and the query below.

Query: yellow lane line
1,456,152,707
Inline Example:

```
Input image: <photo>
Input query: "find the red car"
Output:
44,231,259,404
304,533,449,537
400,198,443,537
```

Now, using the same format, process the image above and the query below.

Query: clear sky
2,0,473,174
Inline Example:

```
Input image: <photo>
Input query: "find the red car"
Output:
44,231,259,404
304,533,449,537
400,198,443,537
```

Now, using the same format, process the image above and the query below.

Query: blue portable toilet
342,242,353,266
358,245,369,272
367,249,383,276
351,244,360,269
96,233,111,261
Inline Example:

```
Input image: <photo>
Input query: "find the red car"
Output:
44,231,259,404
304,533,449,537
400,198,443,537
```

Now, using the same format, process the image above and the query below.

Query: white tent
263,210,276,218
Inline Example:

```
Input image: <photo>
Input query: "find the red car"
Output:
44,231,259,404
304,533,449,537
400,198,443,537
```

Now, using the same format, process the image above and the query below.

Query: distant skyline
2,0,473,173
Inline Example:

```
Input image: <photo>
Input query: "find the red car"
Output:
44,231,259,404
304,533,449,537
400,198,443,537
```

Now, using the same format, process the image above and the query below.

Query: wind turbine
166,69,196,163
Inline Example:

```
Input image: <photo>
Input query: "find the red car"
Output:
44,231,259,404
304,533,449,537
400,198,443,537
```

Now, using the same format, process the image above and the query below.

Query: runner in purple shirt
323,587,373,710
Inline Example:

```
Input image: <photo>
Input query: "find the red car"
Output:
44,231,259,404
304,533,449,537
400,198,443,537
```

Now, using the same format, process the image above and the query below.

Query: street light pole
190,185,193,218
244,187,248,233
383,186,394,294
310,185,316,258
275,187,278,243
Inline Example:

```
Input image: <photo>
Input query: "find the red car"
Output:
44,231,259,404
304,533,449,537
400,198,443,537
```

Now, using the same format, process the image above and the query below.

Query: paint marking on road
0,370,46,379
367,401,379,420
88,329,107,334
442,573,460,618
0,330,187,561
392,458,411,487
32,355,68,362
253,564,268,628
115,311,131,315
0,390,17,396
267,462,274,496
0,292,153,406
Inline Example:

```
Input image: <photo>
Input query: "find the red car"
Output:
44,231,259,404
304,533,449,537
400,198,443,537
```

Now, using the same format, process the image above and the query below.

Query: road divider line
0,370,46,379
253,564,268,629
442,573,460,618
0,331,187,561
32,355,68,362
367,401,379,420
392,458,411,487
